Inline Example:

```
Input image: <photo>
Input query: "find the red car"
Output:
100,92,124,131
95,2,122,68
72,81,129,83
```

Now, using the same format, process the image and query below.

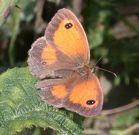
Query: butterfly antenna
93,55,104,67
91,56,117,78
95,66,117,77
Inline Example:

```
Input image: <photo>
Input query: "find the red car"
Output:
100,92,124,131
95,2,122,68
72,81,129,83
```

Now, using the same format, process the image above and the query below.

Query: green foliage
0,67,82,135
0,0,19,26
112,108,139,127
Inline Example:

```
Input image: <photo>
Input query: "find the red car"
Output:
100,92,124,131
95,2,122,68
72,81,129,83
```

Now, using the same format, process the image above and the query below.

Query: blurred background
0,0,139,134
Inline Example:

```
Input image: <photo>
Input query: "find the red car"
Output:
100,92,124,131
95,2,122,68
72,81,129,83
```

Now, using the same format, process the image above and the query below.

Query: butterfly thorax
76,65,91,77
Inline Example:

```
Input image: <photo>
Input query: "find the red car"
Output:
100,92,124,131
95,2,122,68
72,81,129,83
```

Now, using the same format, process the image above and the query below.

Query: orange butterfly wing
36,78,68,107
37,73,103,116
28,8,90,79
28,37,75,79
28,8,103,116
64,73,103,116
45,8,90,64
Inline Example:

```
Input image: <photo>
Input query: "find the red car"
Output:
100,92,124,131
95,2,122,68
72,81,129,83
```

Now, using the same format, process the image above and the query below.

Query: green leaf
89,25,104,49
32,128,41,135
109,129,123,135
0,67,83,135
112,108,139,127
0,0,19,27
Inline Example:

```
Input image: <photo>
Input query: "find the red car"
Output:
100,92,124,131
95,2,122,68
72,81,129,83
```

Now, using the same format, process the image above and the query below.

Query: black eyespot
86,100,95,105
65,23,73,29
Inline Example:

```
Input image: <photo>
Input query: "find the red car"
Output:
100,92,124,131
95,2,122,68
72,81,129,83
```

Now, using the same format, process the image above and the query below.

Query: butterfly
28,8,103,117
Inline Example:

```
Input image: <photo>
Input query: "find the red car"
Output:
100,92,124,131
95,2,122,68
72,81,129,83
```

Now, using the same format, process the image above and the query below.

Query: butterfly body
28,8,103,117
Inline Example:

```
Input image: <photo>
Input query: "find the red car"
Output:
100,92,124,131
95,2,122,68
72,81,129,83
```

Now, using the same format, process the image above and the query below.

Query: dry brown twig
83,129,105,135
118,123,139,135
102,100,139,115
35,0,46,32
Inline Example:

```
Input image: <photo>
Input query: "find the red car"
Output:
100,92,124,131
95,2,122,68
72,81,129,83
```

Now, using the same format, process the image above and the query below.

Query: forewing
45,8,90,65
64,73,103,116
28,8,90,78
28,37,76,79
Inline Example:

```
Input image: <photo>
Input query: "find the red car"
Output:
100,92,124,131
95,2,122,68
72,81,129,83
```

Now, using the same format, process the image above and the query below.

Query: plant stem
118,123,139,135
9,8,20,66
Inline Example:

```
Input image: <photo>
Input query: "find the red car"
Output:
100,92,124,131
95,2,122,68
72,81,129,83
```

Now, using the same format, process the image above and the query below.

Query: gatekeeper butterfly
28,8,103,116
